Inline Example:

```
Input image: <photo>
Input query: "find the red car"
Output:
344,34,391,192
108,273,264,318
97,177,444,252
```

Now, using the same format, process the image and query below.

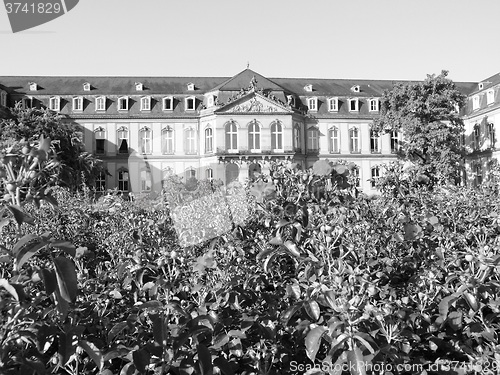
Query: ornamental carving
228,97,280,113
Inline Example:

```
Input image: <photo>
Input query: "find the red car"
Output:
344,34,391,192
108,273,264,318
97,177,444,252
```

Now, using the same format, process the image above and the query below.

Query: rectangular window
141,97,151,111
329,128,340,153
73,97,83,111
95,129,105,155
205,128,213,153
488,123,495,148
472,95,480,110
118,97,128,111
475,164,482,186
308,98,317,111
163,97,173,111
141,170,152,192
371,167,379,188
96,96,106,111
118,170,129,192
162,128,174,154
96,172,106,192
474,126,480,150
369,99,378,112
117,128,129,154
186,97,196,111
307,128,319,151
141,129,152,154
487,90,495,105
328,98,338,112
185,129,196,154
349,99,358,112
391,131,399,153
49,96,60,111
370,130,380,153
350,128,360,153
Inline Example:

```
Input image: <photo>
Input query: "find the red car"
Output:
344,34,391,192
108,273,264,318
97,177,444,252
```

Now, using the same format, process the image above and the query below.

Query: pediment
216,93,292,114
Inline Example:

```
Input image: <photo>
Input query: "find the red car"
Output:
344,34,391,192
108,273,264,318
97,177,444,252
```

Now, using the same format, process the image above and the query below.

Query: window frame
118,169,129,192
140,169,152,192
118,96,129,111
369,99,379,112
117,126,129,154
95,171,106,192
348,98,359,112
328,97,338,112
329,127,340,154
94,127,106,155
205,127,213,153
162,126,174,154
488,123,495,148
487,90,495,105
225,122,238,152
73,96,83,111
370,130,381,154
307,97,317,111
271,121,283,151
293,125,301,151
390,130,400,153
95,96,106,111
49,96,60,111
248,121,261,152
140,127,152,154
307,127,319,152
0,91,7,107
185,96,196,111
371,167,380,189
185,128,197,155
349,127,360,153
474,124,480,150
163,97,174,111
140,96,151,111
472,95,480,110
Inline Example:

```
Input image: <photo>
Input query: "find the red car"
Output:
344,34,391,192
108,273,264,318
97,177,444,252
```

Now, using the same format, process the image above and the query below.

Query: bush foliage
1,145,500,374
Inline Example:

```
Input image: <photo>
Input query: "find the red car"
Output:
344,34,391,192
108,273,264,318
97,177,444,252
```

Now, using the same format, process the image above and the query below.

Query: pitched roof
209,69,287,92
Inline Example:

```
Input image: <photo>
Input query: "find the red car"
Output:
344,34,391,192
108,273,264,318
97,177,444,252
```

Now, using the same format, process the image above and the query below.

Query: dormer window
207,95,215,107
304,84,313,92
49,96,60,111
83,82,91,91
487,89,495,105
307,97,317,111
29,82,38,91
118,96,129,111
472,95,480,110
328,97,338,112
369,98,379,112
95,96,106,111
163,96,174,111
187,82,195,91
185,97,196,111
73,96,83,111
135,82,143,91
351,85,360,93
140,96,151,111
0,91,7,107
479,83,484,90
349,98,359,112
287,95,295,107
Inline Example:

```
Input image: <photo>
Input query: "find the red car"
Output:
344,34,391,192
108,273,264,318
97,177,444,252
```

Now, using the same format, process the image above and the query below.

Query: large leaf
54,256,78,303
346,345,367,375
0,278,21,301
13,234,47,270
78,340,103,371
213,356,235,375
304,300,321,321
40,268,57,294
438,294,459,319
132,349,150,374
283,240,301,257
305,326,328,362
58,331,76,366
7,205,34,226
196,344,213,375
50,241,76,257
108,322,128,342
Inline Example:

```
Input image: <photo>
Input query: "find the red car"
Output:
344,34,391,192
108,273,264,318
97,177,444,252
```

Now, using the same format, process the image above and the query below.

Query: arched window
205,127,213,153
293,125,301,151
140,96,151,111
140,170,152,192
118,169,129,192
95,96,106,111
370,130,380,153
94,127,106,155
390,130,399,153
225,163,239,184
185,128,196,154
225,122,238,151
248,163,261,180
307,127,319,152
140,127,152,154
271,121,283,150
162,127,174,154
248,121,261,151
370,167,380,189
329,127,339,153
349,127,360,153
117,127,129,154
185,168,196,181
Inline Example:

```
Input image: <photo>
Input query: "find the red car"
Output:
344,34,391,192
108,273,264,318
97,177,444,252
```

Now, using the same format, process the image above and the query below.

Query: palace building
0,68,499,193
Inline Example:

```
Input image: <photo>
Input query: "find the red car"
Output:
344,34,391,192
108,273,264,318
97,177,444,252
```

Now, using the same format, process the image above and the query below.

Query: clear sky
0,0,499,83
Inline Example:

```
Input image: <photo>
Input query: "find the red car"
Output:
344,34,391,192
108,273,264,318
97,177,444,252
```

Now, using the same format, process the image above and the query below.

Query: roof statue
249,75,258,91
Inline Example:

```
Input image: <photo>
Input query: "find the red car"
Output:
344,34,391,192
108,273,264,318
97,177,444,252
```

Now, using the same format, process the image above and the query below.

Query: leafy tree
372,70,466,185
0,104,106,191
